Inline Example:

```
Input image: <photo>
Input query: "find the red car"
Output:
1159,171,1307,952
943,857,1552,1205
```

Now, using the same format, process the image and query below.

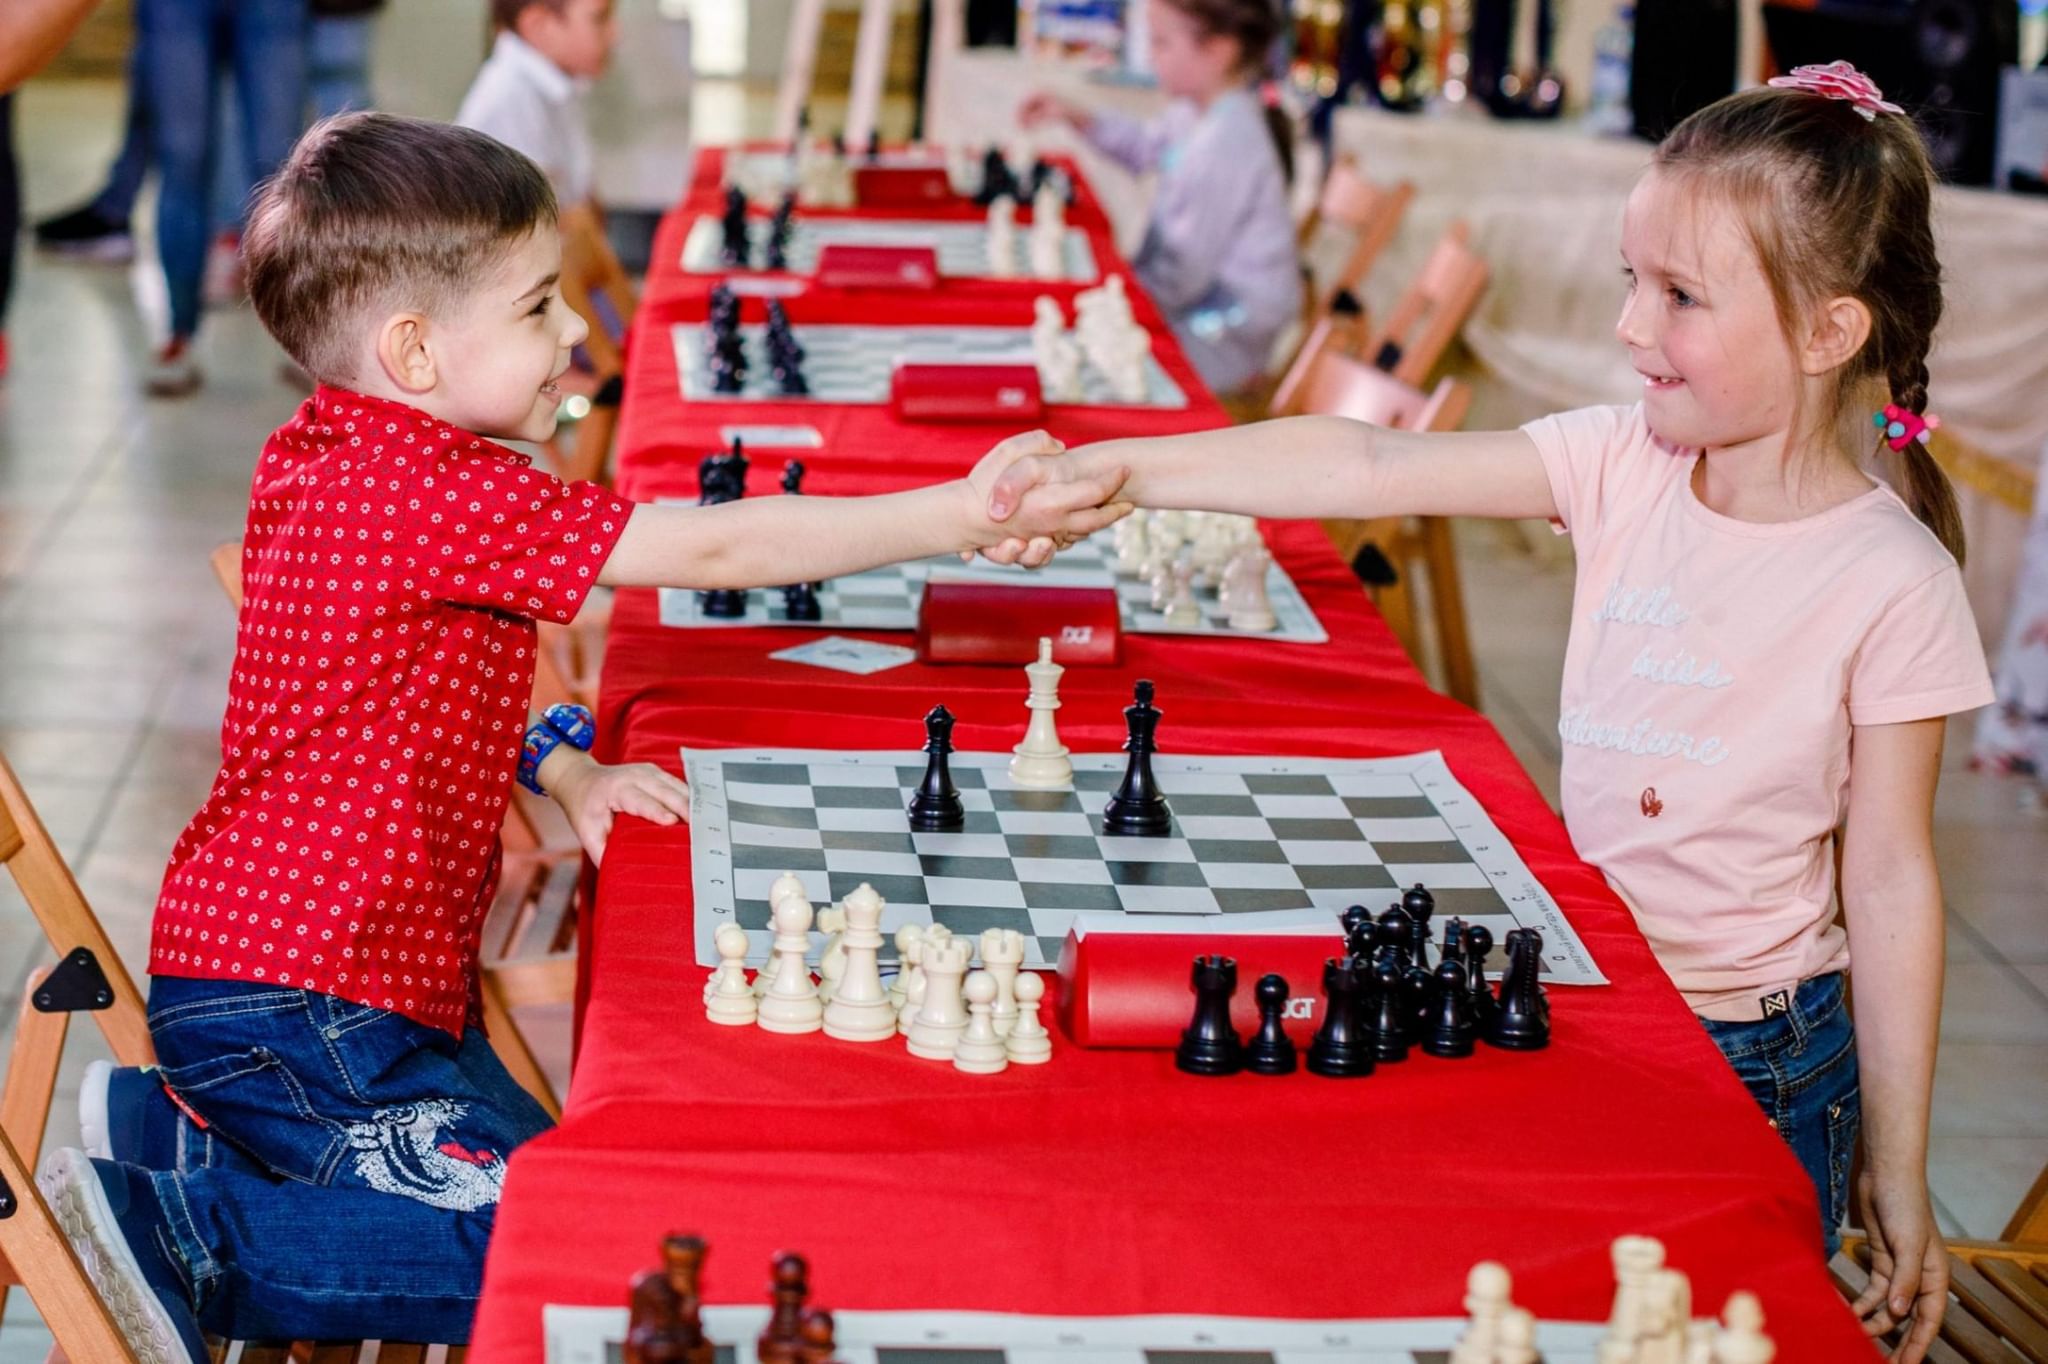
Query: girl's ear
1802,295,1873,377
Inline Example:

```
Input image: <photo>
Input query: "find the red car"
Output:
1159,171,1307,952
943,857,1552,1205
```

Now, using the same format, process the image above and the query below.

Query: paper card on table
718,425,824,449
769,635,918,675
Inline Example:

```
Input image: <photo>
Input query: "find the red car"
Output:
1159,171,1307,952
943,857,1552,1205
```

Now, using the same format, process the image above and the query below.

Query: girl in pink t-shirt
1012,65,1992,1360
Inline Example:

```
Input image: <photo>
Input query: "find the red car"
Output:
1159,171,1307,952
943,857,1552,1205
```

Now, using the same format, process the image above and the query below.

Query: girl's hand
551,758,691,865
1018,91,1086,131
1851,1167,1948,1361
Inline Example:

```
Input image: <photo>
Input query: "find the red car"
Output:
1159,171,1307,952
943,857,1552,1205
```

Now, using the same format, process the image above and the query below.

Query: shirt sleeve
405,453,635,624
1848,566,1997,726
1518,403,1652,547
1082,108,1171,174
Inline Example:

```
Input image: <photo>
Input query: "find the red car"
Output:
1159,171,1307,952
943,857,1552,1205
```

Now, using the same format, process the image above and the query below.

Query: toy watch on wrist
517,703,596,797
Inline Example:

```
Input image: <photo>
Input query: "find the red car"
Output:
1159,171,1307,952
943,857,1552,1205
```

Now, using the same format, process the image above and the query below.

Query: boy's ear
375,312,439,395
1801,295,1872,378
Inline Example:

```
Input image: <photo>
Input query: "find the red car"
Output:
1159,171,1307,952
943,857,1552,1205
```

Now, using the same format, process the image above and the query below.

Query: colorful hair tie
1874,403,1940,451
1766,60,1903,122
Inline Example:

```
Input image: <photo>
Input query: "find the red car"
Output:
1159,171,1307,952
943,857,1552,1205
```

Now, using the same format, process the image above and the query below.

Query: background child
1019,0,1300,398
37,111,1126,1364
994,65,1988,1364
456,0,613,213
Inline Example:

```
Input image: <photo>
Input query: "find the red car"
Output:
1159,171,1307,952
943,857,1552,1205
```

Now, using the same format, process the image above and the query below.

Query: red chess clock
1055,931,1340,1049
915,581,1120,666
889,359,1044,422
853,165,956,206
814,243,938,290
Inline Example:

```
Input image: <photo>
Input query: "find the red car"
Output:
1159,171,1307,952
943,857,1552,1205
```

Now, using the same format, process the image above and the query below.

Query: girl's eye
529,295,552,317
1670,287,1696,309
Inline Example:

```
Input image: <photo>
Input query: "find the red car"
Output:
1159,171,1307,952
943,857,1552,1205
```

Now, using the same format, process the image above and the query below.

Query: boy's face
521,0,617,81
429,227,589,444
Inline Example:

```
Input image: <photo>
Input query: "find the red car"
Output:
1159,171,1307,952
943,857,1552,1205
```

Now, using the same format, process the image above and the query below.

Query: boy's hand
551,756,691,865
1852,1167,1948,1361
966,430,1131,567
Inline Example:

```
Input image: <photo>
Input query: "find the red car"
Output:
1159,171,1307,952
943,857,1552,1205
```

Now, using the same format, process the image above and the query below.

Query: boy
37,111,1126,1364
456,0,613,214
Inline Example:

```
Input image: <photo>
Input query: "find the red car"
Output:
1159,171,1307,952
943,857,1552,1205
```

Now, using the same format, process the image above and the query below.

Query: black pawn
865,129,882,163
1375,906,1414,971
907,705,965,832
1306,958,1374,1078
1483,928,1550,1051
1101,679,1171,837
1371,957,1411,1062
780,459,806,496
720,185,751,268
1421,958,1476,1058
1174,955,1243,1076
1244,973,1297,1075
1464,922,1499,1027
1339,904,1375,963
780,581,821,622
1403,883,1435,965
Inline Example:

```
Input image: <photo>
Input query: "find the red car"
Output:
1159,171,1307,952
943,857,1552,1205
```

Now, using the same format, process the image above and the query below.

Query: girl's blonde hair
1654,84,1965,563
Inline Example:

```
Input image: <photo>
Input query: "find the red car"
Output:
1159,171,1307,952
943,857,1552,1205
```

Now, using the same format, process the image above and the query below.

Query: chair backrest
1304,158,1416,306
774,0,895,149
1269,316,1469,434
1367,221,1489,389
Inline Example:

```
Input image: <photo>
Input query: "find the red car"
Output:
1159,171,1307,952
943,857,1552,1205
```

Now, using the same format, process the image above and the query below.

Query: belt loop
1787,981,1812,1054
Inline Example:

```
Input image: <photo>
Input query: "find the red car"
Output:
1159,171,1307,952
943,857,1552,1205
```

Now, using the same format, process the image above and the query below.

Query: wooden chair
1835,1232,2048,1363
772,0,895,150
0,753,467,1362
1297,156,1416,329
1363,220,1489,390
1272,321,1482,707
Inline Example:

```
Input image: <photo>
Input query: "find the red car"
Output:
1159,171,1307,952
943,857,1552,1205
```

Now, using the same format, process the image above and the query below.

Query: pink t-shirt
1522,404,1994,1020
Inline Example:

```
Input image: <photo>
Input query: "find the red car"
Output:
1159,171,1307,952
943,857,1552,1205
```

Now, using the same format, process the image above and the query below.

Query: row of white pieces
1454,1251,1773,1364
1029,291,1149,402
987,190,1071,282
1115,509,1261,579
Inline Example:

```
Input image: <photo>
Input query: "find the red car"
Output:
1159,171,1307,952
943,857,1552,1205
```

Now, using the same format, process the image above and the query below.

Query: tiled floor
3,43,2045,1363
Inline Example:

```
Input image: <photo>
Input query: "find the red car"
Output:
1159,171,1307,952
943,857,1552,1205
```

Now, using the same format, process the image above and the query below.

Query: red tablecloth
466,149,1871,1363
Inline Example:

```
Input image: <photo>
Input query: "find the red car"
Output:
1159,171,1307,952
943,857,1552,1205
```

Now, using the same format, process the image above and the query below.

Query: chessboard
543,1303,1616,1364
681,213,1101,283
656,522,1328,644
685,747,1604,985
671,322,1190,410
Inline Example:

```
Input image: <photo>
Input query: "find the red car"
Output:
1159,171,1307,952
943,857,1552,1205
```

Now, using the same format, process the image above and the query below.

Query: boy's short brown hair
490,0,565,31
244,112,557,383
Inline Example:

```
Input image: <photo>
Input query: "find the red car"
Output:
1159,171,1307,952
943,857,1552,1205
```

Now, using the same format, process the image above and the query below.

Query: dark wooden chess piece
1422,957,1476,1058
1174,954,1243,1076
1339,904,1375,963
1102,679,1171,836
1370,956,1411,1063
1244,972,1298,1075
660,1235,713,1364
781,581,822,623
1463,922,1499,1028
1402,883,1435,967
757,1252,809,1364
1306,957,1374,1078
907,705,965,831
626,1270,684,1364
1483,928,1550,1051
797,1307,837,1364
781,459,806,496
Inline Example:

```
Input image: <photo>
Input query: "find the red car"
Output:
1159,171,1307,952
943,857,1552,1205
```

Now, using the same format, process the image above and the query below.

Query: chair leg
479,976,562,1122
2005,1160,2048,1244
1373,571,1420,664
0,1129,143,1364
1419,516,1481,708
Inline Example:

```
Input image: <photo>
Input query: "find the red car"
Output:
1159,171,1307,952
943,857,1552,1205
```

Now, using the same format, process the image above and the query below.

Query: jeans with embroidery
134,976,554,1343
1700,972,1861,1259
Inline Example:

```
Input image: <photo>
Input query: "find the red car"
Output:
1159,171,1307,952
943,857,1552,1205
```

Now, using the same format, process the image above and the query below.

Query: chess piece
1039,334,1082,403
952,971,1010,1074
1008,637,1073,789
1031,294,1066,353
1450,1261,1511,1364
1161,558,1201,629
720,184,751,267
1713,1292,1775,1364
1463,922,1498,1028
757,1253,808,1364
905,937,971,1059
1305,957,1374,1077
659,1235,713,1364
907,705,966,831
626,1268,684,1364
1102,680,1172,837
822,884,896,1042
796,1308,836,1364
1483,928,1550,1050
1005,972,1053,1064
887,923,923,1013
1244,972,1298,1075
1638,1268,1692,1364
707,923,759,1026
780,458,806,495
1402,883,1436,964
1339,904,1376,963
1495,1308,1539,1364
1604,1235,1667,1353
781,581,822,622
1370,956,1411,1062
1422,957,1476,1058
1374,906,1415,971
814,904,847,1002
756,889,823,1034
986,196,1017,278
1114,515,1151,575
980,928,1024,1036
1222,546,1277,632
1174,954,1244,1076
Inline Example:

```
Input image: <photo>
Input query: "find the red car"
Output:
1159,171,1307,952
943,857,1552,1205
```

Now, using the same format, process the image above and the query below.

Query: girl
999,65,1989,1363
1019,0,1300,397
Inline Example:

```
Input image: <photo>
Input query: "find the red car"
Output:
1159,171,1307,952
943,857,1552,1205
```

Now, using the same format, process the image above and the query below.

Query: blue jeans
309,13,377,119
137,976,554,1343
137,0,308,338
1701,972,1861,1258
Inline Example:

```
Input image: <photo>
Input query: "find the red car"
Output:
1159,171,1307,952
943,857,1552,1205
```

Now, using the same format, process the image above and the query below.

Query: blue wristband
518,704,596,797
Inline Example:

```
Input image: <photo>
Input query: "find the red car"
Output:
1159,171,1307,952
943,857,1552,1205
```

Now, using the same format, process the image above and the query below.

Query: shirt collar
305,385,535,467
491,29,580,104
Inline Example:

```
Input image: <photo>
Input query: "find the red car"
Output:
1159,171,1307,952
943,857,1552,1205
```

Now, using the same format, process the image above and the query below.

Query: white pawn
1713,1293,1774,1364
1605,1235,1666,1349
822,883,896,1042
1638,1268,1691,1364
1008,638,1073,790
1495,1307,1539,1364
1029,228,1064,282
1451,1261,1511,1364
896,930,928,1036
951,971,1009,1074
1113,515,1151,576
757,872,811,997
815,903,847,1002
888,923,925,1013
1223,546,1277,632
1005,972,1052,1063
706,923,758,1026
1041,334,1083,403
756,888,823,1034
980,928,1025,1036
1162,558,1202,629
986,197,1017,278
906,937,970,1059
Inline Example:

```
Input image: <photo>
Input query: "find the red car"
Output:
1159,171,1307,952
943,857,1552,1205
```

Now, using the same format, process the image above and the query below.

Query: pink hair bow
1874,404,1940,452
1766,61,1904,122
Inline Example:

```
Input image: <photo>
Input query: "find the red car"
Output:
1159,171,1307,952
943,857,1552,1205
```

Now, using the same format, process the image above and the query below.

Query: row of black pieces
1174,929,1550,1079
718,187,800,272
973,146,1066,208
789,116,881,164
907,680,1169,836
763,299,807,396
705,283,748,393
696,439,751,618
776,455,821,621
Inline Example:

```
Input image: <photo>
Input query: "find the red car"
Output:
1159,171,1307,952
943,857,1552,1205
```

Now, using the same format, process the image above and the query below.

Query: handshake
962,430,1135,567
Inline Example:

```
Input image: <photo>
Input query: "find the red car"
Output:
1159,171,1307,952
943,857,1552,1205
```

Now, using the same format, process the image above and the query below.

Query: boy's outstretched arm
989,416,1559,524
599,432,1130,590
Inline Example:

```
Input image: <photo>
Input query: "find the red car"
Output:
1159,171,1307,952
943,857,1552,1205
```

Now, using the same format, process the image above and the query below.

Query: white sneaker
36,1148,210,1364
146,338,203,399
80,1058,115,1160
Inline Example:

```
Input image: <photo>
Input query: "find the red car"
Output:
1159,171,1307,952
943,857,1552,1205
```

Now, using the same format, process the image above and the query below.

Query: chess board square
927,876,1026,908
816,806,914,833
1118,885,1223,914
896,765,989,789
836,590,909,610
839,606,911,628
1037,935,1067,961
724,763,813,785
815,785,904,809
827,871,927,906
727,780,818,808
930,905,1035,939
1213,887,1318,912
1072,769,1122,792
1153,771,1256,795
1355,816,1456,842
1427,889,1512,917
912,832,1011,858
1374,840,1476,865
1241,774,1337,795
1341,795,1439,820
1012,856,1113,885
1175,815,1278,841
1185,839,1290,865
1105,859,1206,888
1250,794,1353,820
1266,817,1365,843
990,788,1087,815
1196,860,1303,889
1095,835,1197,862
734,899,772,931
1020,880,1125,913
918,854,1015,881
1296,863,1398,891
1327,773,1430,798
733,843,828,871
1386,862,1491,889
821,829,918,855
1002,833,1100,861
1144,1351,1279,1364
736,867,830,902
1277,839,1381,865
726,799,818,830
1164,794,1262,818
824,848,923,877
874,1346,1010,1364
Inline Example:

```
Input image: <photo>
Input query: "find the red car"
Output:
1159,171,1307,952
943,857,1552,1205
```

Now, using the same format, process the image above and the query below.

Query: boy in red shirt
38,111,1126,1363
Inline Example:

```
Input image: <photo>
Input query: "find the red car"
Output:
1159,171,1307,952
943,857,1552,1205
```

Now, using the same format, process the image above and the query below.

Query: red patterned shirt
149,387,634,1033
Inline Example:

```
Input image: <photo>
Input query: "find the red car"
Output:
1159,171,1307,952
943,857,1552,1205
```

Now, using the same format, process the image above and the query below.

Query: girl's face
1146,0,1244,103
1615,168,1803,453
